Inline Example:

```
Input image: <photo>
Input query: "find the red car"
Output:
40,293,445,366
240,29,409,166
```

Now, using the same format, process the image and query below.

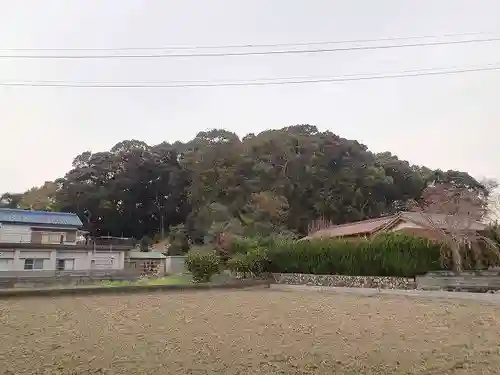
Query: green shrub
228,236,259,255
168,224,190,255
227,247,269,277
227,253,250,274
185,250,220,282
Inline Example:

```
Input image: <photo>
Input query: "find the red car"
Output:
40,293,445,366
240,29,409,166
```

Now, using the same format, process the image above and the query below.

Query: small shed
126,251,166,275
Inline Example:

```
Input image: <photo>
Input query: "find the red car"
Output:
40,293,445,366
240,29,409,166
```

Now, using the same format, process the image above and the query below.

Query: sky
0,0,499,193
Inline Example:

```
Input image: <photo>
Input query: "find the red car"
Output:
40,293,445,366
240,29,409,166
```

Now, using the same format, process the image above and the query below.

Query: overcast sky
1,0,499,193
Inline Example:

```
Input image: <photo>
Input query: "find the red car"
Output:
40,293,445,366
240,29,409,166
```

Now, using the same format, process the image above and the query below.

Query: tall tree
2,125,489,243
0,193,23,208
18,182,57,211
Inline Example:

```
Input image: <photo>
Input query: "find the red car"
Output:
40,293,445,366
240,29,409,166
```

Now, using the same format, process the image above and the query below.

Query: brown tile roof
305,215,397,239
305,211,488,239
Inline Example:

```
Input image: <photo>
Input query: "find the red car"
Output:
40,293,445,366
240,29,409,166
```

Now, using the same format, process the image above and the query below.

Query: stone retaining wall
273,273,416,290
416,270,500,292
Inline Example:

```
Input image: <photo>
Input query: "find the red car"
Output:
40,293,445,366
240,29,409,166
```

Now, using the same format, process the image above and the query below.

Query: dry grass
1,290,500,374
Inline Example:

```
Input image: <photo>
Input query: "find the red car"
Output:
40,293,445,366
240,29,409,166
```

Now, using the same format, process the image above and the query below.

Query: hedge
229,233,445,277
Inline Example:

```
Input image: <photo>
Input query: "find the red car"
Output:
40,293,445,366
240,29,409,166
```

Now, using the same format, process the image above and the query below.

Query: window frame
56,259,65,271
40,232,65,244
24,258,44,270
56,258,75,271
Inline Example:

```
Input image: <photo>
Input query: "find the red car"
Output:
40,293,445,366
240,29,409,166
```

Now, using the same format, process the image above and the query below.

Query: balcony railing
87,236,136,247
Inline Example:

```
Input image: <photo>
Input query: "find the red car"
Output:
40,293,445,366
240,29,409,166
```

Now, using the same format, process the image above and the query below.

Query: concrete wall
0,247,126,272
91,251,124,270
165,256,186,274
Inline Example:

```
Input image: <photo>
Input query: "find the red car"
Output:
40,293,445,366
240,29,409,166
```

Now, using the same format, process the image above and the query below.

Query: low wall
273,273,416,290
165,256,186,274
416,270,500,292
0,269,137,278
0,270,140,289
0,279,271,299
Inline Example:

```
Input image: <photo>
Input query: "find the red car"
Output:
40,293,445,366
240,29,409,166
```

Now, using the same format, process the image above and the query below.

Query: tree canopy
1,125,489,242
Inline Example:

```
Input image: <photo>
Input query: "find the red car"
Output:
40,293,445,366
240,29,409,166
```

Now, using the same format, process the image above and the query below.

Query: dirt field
1,290,500,375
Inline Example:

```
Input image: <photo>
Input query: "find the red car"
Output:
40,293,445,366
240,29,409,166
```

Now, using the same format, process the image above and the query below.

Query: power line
0,31,493,52
10,62,499,85
0,37,499,59
1,65,498,88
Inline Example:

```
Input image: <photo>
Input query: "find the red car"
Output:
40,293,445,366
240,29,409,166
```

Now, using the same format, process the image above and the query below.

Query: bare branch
411,183,499,272
307,216,335,235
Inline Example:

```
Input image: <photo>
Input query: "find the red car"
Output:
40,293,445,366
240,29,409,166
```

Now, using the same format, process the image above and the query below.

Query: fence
0,230,135,250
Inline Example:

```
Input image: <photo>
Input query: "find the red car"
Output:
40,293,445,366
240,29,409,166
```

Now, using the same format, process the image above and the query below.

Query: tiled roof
128,251,166,259
305,211,488,239
0,208,83,227
306,215,397,239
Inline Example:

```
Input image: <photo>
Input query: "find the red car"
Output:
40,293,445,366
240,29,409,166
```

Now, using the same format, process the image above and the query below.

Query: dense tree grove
0,125,489,242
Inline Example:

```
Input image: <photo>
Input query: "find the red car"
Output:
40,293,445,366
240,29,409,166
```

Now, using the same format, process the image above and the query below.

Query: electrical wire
9,62,499,85
0,37,499,59
0,31,493,52
1,65,498,88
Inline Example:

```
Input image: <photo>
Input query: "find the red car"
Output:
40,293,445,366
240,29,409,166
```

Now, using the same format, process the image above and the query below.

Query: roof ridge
317,214,397,231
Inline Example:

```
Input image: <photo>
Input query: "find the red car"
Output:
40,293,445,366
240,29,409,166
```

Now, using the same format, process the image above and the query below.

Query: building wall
58,250,93,270
0,223,78,245
91,251,124,270
0,247,126,272
390,221,423,231
17,250,54,270
0,224,31,243
126,259,166,275
165,256,187,274
0,250,15,270
390,222,442,241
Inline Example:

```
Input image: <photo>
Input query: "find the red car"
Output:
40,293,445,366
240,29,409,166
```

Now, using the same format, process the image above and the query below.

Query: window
56,259,75,271
41,233,64,244
24,259,44,270
66,231,77,243
56,259,65,271
64,259,74,270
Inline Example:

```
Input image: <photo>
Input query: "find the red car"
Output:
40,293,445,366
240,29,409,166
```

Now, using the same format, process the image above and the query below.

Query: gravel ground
1,290,500,375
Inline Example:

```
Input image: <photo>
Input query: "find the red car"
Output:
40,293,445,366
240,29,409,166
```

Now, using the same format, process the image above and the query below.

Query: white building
0,208,130,273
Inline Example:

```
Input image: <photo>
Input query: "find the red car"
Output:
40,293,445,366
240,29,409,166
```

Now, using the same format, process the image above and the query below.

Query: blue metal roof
0,208,83,227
